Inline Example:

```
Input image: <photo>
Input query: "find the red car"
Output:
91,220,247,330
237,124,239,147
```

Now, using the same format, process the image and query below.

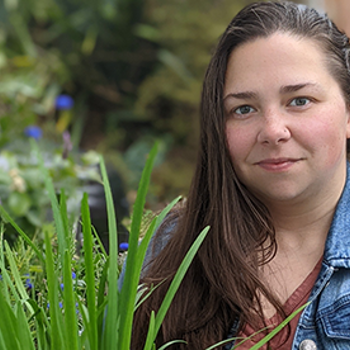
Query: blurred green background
0,0,309,221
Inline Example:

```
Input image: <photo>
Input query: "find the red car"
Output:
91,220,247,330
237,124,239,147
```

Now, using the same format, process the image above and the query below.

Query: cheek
225,124,254,162
300,108,348,161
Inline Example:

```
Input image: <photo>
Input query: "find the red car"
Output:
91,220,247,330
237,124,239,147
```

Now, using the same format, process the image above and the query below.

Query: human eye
233,105,256,116
289,97,311,107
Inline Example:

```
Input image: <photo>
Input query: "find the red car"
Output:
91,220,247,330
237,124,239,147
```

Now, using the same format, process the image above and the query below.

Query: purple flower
119,242,129,251
72,272,76,279
55,94,74,110
60,283,64,291
24,126,42,140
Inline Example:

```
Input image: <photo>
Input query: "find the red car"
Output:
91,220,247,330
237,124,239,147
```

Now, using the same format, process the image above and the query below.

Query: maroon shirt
235,258,322,349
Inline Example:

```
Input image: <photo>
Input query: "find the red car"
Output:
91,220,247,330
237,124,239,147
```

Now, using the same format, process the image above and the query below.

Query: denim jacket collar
323,162,350,269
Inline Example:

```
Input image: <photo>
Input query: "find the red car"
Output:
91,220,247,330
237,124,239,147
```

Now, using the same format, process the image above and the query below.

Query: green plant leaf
15,301,36,350
0,286,21,350
31,139,67,262
143,310,156,350
5,241,32,310
247,302,310,350
154,226,210,335
158,340,187,350
81,192,98,350
44,229,64,350
62,250,79,350
99,155,119,350
0,206,45,263
118,142,159,350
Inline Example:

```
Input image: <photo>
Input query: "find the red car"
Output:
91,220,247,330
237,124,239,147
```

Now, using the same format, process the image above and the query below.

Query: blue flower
47,302,63,309
24,126,42,140
25,278,33,289
119,242,129,250
60,272,77,291
24,273,33,289
55,94,74,110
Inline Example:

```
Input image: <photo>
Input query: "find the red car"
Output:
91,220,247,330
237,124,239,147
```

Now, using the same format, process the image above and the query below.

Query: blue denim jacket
225,165,350,350
121,166,350,349
292,166,350,350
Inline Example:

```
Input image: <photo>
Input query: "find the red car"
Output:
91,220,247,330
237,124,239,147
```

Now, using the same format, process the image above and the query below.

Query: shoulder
118,212,180,289
142,213,180,270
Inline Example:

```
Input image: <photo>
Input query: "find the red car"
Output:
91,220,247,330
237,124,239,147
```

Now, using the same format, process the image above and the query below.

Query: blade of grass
117,216,155,335
158,340,187,350
97,257,109,348
127,196,182,294
0,268,21,306
97,257,109,309
131,194,182,308
134,281,165,312
99,156,119,350
0,284,21,350
59,190,71,245
4,241,34,314
205,326,271,350
143,310,156,350
154,196,181,231
27,299,50,350
62,250,79,350
0,332,8,350
0,230,11,304
154,226,210,334
81,193,98,350
0,206,45,264
247,302,310,350
31,138,66,262
118,142,159,349
91,225,107,258
44,229,64,350
15,301,36,350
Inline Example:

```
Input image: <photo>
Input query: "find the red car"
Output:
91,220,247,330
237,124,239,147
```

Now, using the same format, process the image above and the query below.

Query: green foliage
0,142,210,349
0,138,100,241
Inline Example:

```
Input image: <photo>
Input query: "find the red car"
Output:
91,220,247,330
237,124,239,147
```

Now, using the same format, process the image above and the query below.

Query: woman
131,1,350,349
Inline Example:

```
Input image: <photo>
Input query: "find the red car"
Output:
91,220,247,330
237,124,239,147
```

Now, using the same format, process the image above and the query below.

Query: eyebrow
223,83,320,102
223,91,258,102
279,83,319,94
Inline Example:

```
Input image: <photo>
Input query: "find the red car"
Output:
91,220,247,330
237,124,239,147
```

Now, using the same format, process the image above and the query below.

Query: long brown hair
132,2,350,349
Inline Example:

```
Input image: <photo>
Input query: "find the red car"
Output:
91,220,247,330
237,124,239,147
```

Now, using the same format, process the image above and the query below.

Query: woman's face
224,33,350,208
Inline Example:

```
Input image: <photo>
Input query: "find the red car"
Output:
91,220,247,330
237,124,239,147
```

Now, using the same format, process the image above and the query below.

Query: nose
257,110,291,145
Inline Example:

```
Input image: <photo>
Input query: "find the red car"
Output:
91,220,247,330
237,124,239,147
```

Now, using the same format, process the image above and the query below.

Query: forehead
224,33,336,95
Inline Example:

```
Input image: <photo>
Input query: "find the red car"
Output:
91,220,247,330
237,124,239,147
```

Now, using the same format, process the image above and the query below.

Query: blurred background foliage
0,0,305,216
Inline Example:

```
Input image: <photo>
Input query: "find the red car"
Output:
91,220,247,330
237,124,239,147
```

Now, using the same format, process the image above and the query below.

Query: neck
267,172,346,254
